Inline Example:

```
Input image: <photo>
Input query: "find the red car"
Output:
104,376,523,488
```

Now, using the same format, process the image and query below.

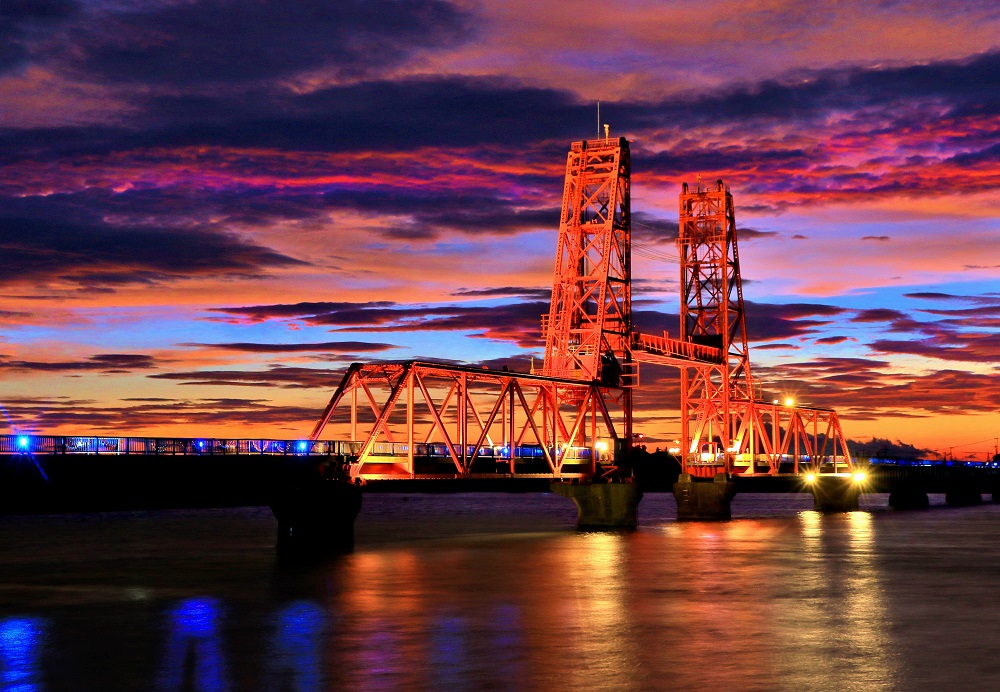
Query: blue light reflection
0,616,47,692
264,601,325,691
158,597,229,691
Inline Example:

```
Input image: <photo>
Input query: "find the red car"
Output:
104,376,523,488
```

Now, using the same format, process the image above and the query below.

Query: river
2,492,1000,690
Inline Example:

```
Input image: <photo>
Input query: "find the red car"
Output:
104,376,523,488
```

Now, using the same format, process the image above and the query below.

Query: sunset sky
1,0,998,458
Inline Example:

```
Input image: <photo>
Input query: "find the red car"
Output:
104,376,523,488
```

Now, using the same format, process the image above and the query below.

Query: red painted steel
632,179,852,477
310,137,851,481
309,361,629,480
541,137,633,387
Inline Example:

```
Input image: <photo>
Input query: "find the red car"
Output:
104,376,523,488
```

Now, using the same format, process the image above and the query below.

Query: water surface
2,492,999,690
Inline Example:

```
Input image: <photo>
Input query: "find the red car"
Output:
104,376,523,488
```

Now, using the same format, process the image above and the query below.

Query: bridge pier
270,469,363,555
945,482,982,507
809,476,861,512
550,481,642,529
888,484,930,510
673,473,737,520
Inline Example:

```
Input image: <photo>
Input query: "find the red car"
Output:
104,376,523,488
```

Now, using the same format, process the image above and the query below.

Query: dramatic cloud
53,0,471,85
869,332,1000,364
181,341,397,354
148,365,346,389
0,353,158,373
0,0,78,74
0,204,305,289
852,309,907,323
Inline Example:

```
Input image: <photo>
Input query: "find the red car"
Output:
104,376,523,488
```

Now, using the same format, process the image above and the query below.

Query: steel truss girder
543,137,633,384
679,361,852,477
309,361,630,480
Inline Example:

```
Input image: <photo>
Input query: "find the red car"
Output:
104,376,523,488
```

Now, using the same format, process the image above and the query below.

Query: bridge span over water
2,138,974,551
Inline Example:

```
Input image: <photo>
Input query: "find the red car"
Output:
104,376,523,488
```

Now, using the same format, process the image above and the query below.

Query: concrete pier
945,483,982,507
550,481,642,529
888,485,930,510
673,473,737,520
270,477,363,554
810,476,861,512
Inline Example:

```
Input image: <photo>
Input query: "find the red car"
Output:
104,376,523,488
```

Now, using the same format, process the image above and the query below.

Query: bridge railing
0,434,362,457
0,434,604,462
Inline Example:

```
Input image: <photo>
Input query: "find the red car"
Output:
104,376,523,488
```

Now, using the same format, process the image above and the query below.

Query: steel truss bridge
309,137,854,482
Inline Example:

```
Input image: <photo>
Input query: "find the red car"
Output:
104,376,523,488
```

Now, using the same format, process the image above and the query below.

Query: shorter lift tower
680,180,851,477
633,179,851,477
677,179,754,475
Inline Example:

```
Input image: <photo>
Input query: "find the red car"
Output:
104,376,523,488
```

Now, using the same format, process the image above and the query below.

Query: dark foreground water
2,492,1000,690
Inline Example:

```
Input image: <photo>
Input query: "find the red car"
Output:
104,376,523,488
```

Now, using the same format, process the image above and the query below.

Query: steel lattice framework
678,180,753,401
309,361,629,479
632,179,852,477
542,137,633,385
310,137,851,481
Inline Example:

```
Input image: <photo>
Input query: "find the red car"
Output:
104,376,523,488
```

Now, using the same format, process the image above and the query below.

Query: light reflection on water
0,615,47,691
2,494,1000,689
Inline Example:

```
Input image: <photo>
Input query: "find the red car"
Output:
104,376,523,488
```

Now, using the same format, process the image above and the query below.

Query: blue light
0,616,47,689
197,440,204,449
265,601,324,688
296,441,308,453
16,436,29,449
158,597,229,690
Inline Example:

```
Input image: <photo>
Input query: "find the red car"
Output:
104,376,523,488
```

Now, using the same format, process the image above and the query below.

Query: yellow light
595,441,608,452
784,397,794,407
805,473,816,483
853,472,867,483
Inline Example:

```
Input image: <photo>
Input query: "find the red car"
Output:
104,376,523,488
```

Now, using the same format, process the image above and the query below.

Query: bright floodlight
297,441,308,452
17,436,29,449
805,473,816,483
853,471,867,483
784,397,794,407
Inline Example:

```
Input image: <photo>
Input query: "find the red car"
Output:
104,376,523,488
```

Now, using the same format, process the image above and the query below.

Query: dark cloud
904,292,965,301
861,235,891,242
319,190,558,239
451,287,551,300
628,50,1000,127
736,228,780,241
0,0,78,74
57,0,470,86
814,336,852,345
852,308,907,322
869,332,1000,363
640,146,812,178
917,304,1000,318
212,299,547,347
630,300,846,344
0,353,158,373
745,301,846,341
0,195,305,289
148,365,346,389
181,340,397,353
3,395,322,434
211,301,398,323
